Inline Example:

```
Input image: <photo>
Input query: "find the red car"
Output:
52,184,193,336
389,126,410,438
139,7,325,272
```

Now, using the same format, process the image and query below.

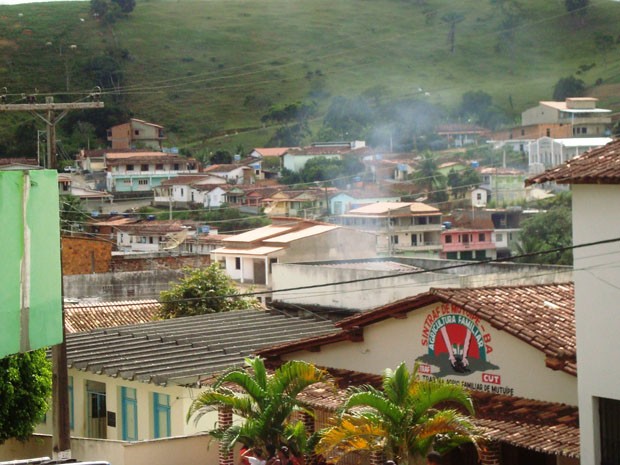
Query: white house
115,220,192,252
335,202,443,255
527,138,620,465
153,174,227,207
211,218,377,288
527,136,612,175
282,141,369,173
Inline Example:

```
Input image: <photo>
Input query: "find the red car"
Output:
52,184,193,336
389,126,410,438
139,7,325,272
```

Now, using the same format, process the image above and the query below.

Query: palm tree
316,362,482,465
187,357,330,455
410,152,447,203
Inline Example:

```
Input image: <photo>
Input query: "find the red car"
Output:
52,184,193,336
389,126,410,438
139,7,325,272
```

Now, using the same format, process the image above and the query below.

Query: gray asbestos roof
65,309,337,386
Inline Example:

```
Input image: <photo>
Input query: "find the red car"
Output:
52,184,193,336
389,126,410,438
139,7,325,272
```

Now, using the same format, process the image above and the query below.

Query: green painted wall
0,170,62,357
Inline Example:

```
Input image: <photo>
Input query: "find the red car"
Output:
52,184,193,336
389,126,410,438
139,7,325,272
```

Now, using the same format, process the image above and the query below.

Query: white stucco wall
37,370,216,441
572,184,620,464
281,302,577,405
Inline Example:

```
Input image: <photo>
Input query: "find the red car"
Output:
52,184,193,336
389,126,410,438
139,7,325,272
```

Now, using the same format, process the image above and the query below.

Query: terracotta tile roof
64,299,160,333
526,138,620,185
258,283,576,376
435,124,487,134
204,164,249,173
0,157,38,166
159,175,218,186
116,220,186,234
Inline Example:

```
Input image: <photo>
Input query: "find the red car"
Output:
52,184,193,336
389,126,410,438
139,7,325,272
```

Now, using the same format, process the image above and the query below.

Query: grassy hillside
1,0,620,154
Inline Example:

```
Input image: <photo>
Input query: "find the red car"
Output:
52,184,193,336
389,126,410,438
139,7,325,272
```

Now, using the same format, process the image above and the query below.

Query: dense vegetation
1,0,620,157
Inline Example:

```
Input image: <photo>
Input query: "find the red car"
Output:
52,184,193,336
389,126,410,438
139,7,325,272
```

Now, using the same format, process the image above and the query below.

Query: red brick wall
111,254,210,272
61,236,112,275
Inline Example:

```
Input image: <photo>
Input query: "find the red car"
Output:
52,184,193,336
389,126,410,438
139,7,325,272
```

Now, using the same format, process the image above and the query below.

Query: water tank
442,221,452,230
147,215,156,221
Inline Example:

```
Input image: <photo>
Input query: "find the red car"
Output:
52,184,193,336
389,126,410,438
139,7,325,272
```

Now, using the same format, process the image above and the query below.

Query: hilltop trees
552,76,586,101
91,0,136,23
0,350,52,443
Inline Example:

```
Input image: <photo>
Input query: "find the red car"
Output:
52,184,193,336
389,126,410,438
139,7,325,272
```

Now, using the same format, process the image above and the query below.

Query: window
546,128,550,137
390,235,399,245
520,129,525,136
134,130,140,136
153,393,171,438
155,163,164,170
173,163,180,171
478,233,485,242
599,397,620,464
141,164,149,171
123,179,132,184
496,233,503,242
446,252,458,259
138,179,149,185
126,164,134,171
461,234,469,244
476,193,482,201
121,386,138,441
269,258,277,273
445,235,452,244
149,237,154,244
235,257,241,270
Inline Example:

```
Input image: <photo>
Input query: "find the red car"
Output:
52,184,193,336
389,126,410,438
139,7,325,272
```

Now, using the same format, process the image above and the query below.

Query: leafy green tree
316,362,481,465
552,76,585,101
410,152,447,202
210,150,233,164
515,193,572,265
448,167,482,199
0,350,52,444
158,265,259,319
59,194,88,234
187,357,330,455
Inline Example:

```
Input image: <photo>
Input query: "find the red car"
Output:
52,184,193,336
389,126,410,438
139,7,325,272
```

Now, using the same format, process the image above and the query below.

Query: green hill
1,0,620,156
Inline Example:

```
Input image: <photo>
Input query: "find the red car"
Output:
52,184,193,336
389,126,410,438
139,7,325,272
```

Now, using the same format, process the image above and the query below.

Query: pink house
440,227,496,260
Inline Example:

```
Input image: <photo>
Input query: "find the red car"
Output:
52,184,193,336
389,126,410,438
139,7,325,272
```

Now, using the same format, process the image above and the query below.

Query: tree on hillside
0,350,52,444
91,0,135,23
565,0,589,17
552,76,585,101
158,265,259,319
187,357,330,455
441,12,465,54
515,193,573,265
410,152,448,203
447,167,481,198
316,362,482,465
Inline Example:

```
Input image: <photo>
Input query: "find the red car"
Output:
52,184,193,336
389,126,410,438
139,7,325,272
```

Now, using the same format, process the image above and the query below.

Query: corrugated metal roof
65,310,337,386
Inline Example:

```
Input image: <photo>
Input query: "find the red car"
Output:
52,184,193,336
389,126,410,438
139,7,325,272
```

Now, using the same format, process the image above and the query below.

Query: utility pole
0,95,103,169
0,92,104,460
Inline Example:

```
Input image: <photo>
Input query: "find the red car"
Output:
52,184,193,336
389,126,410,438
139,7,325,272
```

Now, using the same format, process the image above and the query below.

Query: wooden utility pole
0,93,104,459
0,96,103,169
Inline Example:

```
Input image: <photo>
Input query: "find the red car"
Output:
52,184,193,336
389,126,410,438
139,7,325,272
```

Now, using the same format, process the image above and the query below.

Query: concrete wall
572,184,620,464
63,269,184,300
272,258,572,310
0,433,218,465
111,253,210,272
284,228,377,263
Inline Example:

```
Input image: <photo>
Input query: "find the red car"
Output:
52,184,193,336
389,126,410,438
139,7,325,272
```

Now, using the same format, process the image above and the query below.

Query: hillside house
203,163,253,184
522,97,612,137
211,218,376,289
258,283,579,465
329,188,401,215
527,139,620,465
104,152,198,193
115,220,192,252
435,123,487,147
263,189,327,218
282,141,370,173
335,202,443,255
527,136,612,174
153,174,227,207
478,167,527,205
107,119,166,150
441,227,496,260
